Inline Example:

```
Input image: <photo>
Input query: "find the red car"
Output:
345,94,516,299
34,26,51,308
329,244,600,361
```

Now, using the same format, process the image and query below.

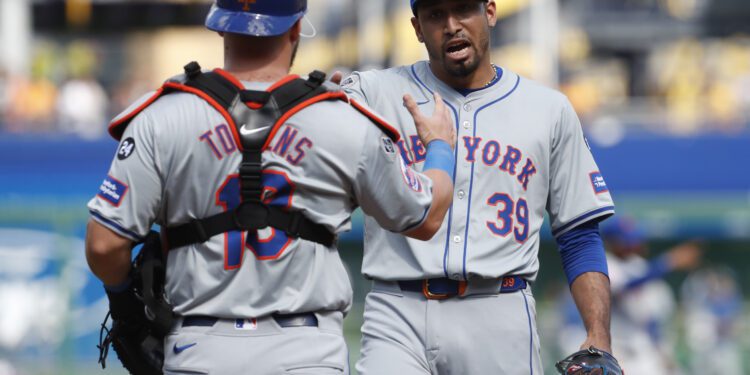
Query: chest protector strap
110,62,400,250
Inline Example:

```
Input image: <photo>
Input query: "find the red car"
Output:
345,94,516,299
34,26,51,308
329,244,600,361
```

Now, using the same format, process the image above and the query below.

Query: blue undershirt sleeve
620,255,671,292
556,220,609,286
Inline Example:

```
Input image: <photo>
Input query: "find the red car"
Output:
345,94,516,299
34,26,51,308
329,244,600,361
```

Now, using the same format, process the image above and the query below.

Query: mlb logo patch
235,318,258,330
97,175,128,207
589,172,608,194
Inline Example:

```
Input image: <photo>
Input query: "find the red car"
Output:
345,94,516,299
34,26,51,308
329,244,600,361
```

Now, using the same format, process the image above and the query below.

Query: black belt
182,313,318,328
397,276,527,299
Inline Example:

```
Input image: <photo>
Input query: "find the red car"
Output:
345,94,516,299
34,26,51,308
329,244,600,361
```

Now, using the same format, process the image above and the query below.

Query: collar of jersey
455,65,503,97
415,61,517,105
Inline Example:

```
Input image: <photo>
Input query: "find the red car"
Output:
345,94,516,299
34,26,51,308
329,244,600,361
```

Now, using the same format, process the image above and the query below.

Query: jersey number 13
216,170,295,269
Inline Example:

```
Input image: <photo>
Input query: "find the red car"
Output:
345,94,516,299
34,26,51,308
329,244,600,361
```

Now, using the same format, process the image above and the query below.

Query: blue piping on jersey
456,66,504,96
400,205,432,233
522,291,534,375
411,63,460,278
552,205,615,237
90,210,143,241
462,75,521,279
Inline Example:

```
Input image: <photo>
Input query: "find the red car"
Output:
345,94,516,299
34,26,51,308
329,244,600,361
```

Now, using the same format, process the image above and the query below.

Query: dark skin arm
570,271,612,353
85,219,135,286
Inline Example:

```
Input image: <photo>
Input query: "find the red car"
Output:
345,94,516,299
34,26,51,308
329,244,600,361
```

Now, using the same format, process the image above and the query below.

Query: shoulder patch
117,137,136,160
589,171,608,194
399,155,422,192
341,74,359,90
97,175,129,207
382,137,396,155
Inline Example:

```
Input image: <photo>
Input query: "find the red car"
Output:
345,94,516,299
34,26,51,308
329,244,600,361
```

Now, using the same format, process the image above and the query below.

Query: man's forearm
570,271,612,353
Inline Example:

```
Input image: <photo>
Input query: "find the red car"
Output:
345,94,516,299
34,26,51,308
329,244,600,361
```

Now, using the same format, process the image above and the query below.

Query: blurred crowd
560,35,750,136
1,0,749,139
550,216,746,375
0,40,153,139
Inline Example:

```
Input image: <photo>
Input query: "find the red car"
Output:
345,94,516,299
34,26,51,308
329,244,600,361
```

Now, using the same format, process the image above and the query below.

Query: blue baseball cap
600,216,645,246
410,0,488,15
205,0,307,37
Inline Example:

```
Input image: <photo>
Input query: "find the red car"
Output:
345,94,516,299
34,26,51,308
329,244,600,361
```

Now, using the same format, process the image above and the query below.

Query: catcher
85,0,457,374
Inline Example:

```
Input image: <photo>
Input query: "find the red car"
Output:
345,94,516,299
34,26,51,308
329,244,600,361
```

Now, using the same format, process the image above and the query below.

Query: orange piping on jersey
262,92,348,150
163,82,244,150
349,98,401,142
108,88,164,140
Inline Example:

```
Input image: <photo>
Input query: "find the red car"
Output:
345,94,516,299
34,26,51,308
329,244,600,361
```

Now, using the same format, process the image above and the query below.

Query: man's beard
442,45,481,77
426,39,482,78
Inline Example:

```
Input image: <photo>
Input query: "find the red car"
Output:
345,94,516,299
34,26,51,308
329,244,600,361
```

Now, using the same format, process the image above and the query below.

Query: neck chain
482,64,498,88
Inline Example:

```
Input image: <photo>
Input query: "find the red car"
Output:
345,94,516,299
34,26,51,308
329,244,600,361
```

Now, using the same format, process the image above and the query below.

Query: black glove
555,346,623,375
98,287,164,375
97,231,171,375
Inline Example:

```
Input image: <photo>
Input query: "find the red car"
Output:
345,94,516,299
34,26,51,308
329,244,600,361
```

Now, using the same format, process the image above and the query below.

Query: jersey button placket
447,104,471,279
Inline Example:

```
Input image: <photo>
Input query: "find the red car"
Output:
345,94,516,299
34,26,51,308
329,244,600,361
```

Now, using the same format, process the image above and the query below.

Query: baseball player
342,0,617,373
602,216,701,374
84,1,457,374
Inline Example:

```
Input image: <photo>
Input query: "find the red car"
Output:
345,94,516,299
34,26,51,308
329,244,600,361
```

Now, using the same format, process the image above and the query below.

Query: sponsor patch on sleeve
97,175,129,207
399,155,422,192
589,171,608,194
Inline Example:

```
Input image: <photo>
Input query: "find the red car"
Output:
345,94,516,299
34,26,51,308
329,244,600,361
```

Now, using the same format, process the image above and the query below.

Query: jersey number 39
486,193,529,243
216,170,295,269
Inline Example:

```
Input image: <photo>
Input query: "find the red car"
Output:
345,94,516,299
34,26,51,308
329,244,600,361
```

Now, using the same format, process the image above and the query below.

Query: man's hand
329,71,343,85
403,92,456,149
666,241,702,271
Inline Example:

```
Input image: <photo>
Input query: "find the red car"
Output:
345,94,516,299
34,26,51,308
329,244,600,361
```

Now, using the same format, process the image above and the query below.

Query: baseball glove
97,231,170,375
555,346,623,375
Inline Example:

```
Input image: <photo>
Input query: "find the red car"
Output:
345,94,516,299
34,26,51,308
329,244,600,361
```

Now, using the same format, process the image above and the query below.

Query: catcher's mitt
555,346,623,375
97,231,172,375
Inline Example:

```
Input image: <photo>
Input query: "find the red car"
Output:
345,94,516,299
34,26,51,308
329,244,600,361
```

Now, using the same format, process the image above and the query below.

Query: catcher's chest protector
108,62,400,250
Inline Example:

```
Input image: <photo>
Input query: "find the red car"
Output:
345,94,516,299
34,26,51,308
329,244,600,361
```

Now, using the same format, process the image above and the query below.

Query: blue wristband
423,140,454,180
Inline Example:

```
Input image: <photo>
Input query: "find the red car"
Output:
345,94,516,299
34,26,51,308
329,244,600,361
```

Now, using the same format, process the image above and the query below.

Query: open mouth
445,39,471,59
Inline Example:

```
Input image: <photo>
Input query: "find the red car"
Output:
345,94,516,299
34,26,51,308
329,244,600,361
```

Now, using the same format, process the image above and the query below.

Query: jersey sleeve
341,71,371,105
547,98,615,237
353,125,434,233
87,110,163,241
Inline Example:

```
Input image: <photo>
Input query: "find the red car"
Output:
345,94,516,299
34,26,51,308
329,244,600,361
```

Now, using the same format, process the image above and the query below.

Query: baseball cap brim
205,4,305,37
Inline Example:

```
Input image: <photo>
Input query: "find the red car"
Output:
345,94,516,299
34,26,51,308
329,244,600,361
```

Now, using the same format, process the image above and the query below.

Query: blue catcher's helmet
205,0,307,37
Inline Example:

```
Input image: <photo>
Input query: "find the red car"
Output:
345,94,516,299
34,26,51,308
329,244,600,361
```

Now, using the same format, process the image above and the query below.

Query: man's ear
411,17,424,43
486,1,497,28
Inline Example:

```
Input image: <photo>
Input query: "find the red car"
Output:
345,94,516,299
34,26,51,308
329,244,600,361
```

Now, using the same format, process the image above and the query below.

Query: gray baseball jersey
344,61,615,282
88,78,435,319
